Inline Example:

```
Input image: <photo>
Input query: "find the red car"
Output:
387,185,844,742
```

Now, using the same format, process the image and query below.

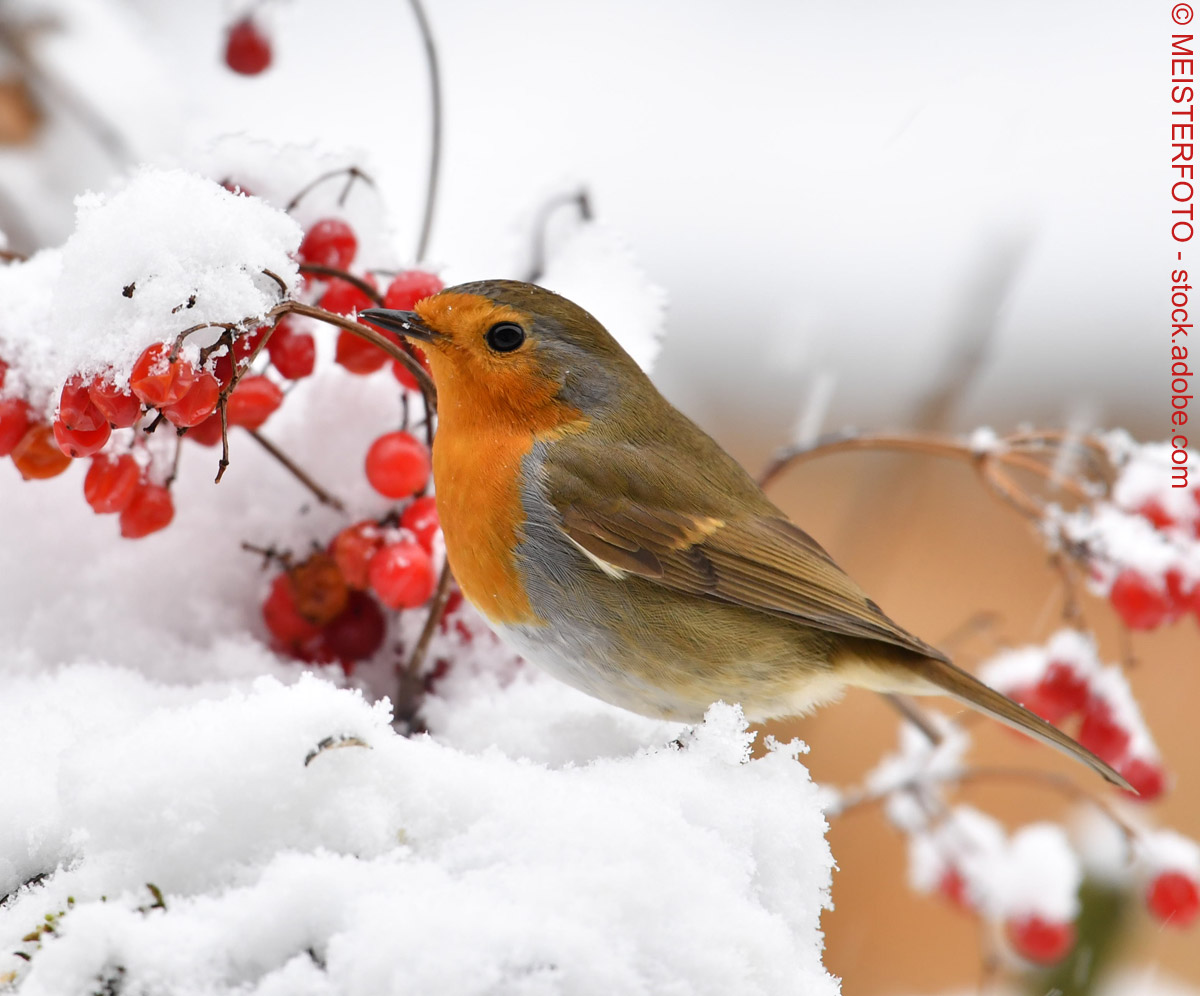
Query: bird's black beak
360,308,441,344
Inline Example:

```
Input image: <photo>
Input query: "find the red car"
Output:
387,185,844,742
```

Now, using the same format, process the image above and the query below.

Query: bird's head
362,280,652,432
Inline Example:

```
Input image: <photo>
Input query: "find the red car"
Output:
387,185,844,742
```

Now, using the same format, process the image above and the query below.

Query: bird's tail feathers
843,645,1132,791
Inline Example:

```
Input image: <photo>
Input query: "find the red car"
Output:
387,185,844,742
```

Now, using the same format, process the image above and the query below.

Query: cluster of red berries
1100,490,1200,631
2,203,443,543
1003,657,1166,801
0,326,292,537
261,418,441,670
937,863,1197,965
260,496,450,672
0,357,179,537
296,217,441,386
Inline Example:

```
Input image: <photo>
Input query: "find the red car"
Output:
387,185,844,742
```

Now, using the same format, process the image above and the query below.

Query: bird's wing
542,443,949,663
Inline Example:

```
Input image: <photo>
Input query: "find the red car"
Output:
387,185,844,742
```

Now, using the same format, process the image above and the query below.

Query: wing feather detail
543,444,946,662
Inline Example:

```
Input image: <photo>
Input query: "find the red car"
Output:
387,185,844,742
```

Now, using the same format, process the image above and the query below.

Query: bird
361,282,1129,789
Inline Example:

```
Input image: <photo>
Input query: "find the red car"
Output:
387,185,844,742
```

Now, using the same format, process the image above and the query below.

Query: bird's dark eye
485,322,525,352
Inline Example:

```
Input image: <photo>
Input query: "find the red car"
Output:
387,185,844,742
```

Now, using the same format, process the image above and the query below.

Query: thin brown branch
830,763,1140,844
882,694,945,746
298,264,386,306
406,560,454,681
758,430,976,490
271,301,437,411
407,0,442,262
262,268,290,296
525,188,593,283
245,428,345,511
284,166,376,214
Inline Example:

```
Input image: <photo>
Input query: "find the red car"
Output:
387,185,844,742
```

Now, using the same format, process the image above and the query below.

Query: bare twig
829,764,1139,843
245,428,345,511
525,188,593,283
405,560,454,682
407,0,442,262
882,694,945,746
298,264,386,306
270,300,437,409
284,166,376,214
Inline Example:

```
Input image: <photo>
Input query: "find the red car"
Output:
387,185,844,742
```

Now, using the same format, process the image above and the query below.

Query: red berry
119,482,174,539
0,357,6,388
211,351,234,391
131,343,197,408
84,453,140,514
368,540,436,609
1118,756,1168,802
187,412,224,447
298,219,357,271
1137,499,1176,530
1078,697,1131,764
336,330,389,375
12,423,71,479
0,397,34,456
59,377,106,432
52,417,110,458
320,276,376,317
1006,914,1075,965
267,321,316,380
401,495,440,552
1032,660,1090,722
331,520,385,590
365,431,430,499
287,553,350,627
391,345,431,391
221,180,253,197
323,590,387,661
383,271,443,311
1147,871,1200,927
87,376,141,428
224,17,271,75
162,370,220,428
1109,569,1172,630
262,573,322,648
226,375,283,430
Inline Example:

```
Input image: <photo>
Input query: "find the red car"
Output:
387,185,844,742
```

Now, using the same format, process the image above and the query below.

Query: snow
907,805,1006,909
537,221,667,375
0,169,301,412
0,677,837,996
1137,831,1200,880
992,824,1081,922
907,811,1080,922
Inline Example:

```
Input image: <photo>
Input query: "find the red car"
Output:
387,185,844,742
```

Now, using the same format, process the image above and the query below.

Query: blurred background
0,1,1185,992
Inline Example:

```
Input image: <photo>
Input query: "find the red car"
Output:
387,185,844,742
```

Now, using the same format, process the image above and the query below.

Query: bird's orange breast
430,390,588,627
433,427,540,625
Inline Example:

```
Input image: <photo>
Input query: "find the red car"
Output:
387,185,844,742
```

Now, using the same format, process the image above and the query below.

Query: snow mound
0,167,301,410
1,677,837,996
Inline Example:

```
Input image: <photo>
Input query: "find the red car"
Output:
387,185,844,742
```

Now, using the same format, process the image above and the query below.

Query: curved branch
407,0,442,262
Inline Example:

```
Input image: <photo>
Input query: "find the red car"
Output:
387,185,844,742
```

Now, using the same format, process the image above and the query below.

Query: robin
362,282,1128,789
